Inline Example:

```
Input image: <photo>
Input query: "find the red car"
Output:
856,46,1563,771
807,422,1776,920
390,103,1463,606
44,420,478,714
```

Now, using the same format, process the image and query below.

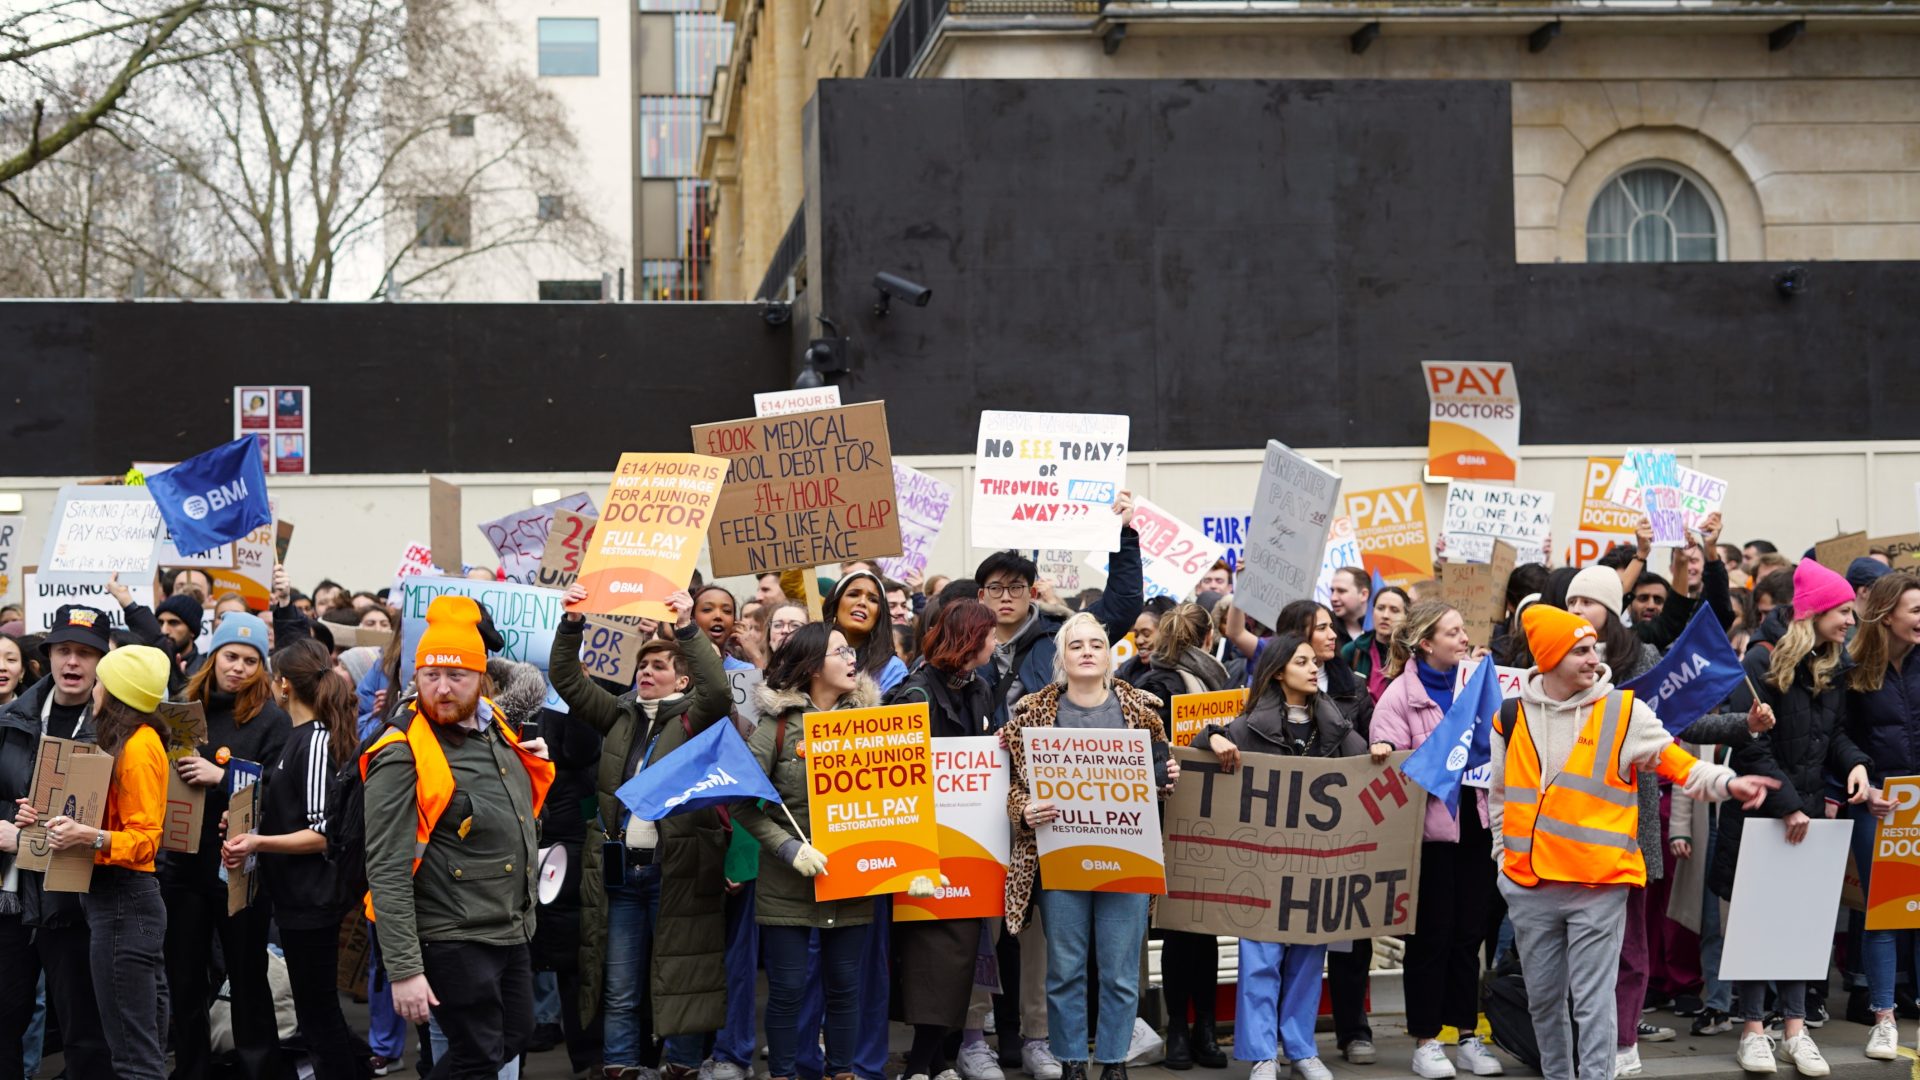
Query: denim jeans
1852,806,1920,1012
428,1016,520,1079
715,882,762,1069
534,971,561,1026
368,925,409,1059
84,867,169,1080
797,895,892,1080
1036,889,1149,1065
765,923,870,1079
23,973,44,1078
605,864,703,1069
1700,829,1731,1013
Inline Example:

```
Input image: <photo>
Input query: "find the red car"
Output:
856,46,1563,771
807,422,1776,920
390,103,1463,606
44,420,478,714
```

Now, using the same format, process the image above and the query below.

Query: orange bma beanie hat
1523,604,1598,674
415,595,489,673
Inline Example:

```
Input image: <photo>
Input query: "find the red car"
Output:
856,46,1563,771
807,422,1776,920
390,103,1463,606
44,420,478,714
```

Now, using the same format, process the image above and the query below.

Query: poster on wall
236,385,311,475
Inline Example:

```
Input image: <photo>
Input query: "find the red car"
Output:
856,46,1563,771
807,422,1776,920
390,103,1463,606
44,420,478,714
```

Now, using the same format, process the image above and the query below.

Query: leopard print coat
1002,679,1168,935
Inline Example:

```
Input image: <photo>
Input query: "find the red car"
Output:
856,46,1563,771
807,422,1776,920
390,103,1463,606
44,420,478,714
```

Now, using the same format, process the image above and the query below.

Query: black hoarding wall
807,78,1920,454
0,301,791,474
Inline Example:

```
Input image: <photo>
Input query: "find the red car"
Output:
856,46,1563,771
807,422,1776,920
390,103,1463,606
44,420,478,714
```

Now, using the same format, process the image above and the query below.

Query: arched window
1586,164,1724,263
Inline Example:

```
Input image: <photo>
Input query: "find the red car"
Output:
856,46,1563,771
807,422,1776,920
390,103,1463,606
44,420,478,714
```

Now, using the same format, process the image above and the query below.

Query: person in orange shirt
24,643,170,1080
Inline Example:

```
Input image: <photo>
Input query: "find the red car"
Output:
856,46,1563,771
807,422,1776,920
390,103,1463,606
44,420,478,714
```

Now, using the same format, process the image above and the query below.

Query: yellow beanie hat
97,645,170,713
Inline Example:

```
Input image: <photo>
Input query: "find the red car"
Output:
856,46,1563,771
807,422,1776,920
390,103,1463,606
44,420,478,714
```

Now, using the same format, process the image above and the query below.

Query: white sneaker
959,1041,1007,1080
1865,1021,1899,1061
1614,1045,1643,1079
1250,1062,1280,1080
1294,1058,1331,1080
710,1063,749,1080
1781,1034,1829,1077
1455,1037,1504,1077
1737,1032,1778,1074
934,1071,963,1080
1411,1041,1457,1080
1022,1040,1063,1080
1127,1017,1165,1066
907,1074,932,1080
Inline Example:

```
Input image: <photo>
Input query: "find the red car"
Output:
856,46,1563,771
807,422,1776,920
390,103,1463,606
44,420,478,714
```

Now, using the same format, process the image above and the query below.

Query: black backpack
323,733,374,906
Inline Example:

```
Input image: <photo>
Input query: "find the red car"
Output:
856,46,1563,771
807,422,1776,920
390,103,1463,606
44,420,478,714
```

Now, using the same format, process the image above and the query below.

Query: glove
906,873,952,898
790,844,829,877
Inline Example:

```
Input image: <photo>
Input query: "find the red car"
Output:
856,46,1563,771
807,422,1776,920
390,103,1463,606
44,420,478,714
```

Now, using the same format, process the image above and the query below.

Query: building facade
701,1,1920,300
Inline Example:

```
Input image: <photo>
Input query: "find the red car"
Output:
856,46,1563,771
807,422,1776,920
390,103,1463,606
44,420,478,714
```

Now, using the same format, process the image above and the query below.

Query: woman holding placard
1004,612,1174,1080
1193,631,1364,1080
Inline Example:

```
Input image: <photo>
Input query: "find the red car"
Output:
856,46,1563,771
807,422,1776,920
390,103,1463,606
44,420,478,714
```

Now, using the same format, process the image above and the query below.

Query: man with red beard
362,595,555,1077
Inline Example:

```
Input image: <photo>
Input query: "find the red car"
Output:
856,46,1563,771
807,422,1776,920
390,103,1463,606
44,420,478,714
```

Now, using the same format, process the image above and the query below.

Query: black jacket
161,693,292,893
1131,646,1234,732
888,663,995,739
0,676,97,927
1634,558,1734,651
256,719,345,929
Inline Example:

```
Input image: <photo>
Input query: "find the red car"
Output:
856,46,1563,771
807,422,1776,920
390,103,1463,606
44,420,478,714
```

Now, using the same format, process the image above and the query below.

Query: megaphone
536,844,568,905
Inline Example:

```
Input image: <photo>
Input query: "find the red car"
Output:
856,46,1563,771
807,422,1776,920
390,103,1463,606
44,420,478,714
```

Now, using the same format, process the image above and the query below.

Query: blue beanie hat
210,611,270,662
1847,556,1892,592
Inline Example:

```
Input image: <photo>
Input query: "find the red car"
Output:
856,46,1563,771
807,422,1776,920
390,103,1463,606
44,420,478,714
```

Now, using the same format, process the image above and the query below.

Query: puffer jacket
732,678,884,929
1190,691,1365,761
1711,645,1872,900
1131,646,1234,730
1847,647,1920,783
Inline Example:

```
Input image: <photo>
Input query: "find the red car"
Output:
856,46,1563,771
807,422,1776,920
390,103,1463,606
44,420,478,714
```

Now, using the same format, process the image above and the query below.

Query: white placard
1460,661,1525,789
477,492,597,584
1237,441,1343,630
1442,481,1555,565
1604,451,1727,538
24,571,155,633
876,464,952,583
40,486,164,575
728,667,763,727
1021,726,1163,892
1719,819,1851,981
1090,496,1224,602
754,386,842,418
972,411,1130,553
1314,516,1361,608
1201,509,1253,573
0,516,20,609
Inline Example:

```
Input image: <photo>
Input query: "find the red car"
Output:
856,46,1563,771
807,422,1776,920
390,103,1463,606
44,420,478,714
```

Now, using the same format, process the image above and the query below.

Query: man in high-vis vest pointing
363,595,555,1077
1489,605,1776,1080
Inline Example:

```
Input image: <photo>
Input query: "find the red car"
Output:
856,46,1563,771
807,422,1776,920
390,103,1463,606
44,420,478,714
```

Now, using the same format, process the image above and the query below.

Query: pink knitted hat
1793,558,1855,616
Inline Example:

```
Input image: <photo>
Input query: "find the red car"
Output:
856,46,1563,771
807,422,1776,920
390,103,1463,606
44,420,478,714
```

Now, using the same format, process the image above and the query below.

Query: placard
23,571,154,632
894,736,1010,922
972,411,1130,553
1866,775,1920,930
695,402,903,576
392,541,436,585
1439,541,1516,646
875,465,953,583
0,515,17,608
1088,497,1224,602
1421,362,1519,482
729,668,763,727
1442,482,1554,565
578,618,646,686
1815,532,1870,575
399,576,569,713
235,385,310,476
573,454,726,620
755,386,842,417
1603,452,1727,542
1870,533,1920,571
1201,510,1253,573
1022,727,1164,894
804,703,941,901
1344,484,1435,588
1460,662,1524,789
41,486,164,575
1170,689,1248,749
429,478,463,577
1156,747,1422,944
479,493,598,584
1719,819,1850,980
209,503,277,611
1035,550,1081,594
1606,449,1685,547
158,701,208,854
1315,516,1361,609
534,509,594,591
18,737,111,893
1571,457,1638,568
227,781,258,914
1237,441,1343,630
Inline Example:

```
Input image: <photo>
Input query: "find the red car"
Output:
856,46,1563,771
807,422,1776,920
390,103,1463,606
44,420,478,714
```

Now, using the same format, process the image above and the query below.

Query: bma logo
1080,858,1121,872
181,478,251,521
1444,726,1473,771
610,581,647,594
856,856,898,873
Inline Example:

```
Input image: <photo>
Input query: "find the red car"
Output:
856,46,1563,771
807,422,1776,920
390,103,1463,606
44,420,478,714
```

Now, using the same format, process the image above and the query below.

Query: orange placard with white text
805,703,941,902
895,737,1009,921
572,454,726,621
1570,457,1639,568
1421,362,1519,482
1023,727,1166,894
1343,484,1435,588
1866,776,1920,929
1171,689,1248,750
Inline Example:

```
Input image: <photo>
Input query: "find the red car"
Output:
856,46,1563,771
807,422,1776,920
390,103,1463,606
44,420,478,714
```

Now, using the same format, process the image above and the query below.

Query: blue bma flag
1363,568,1387,632
1619,605,1746,735
616,719,782,822
1401,657,1503,814
145,437,272,555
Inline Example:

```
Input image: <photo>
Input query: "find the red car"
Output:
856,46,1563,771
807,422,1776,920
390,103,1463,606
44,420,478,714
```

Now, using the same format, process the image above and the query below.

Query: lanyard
39,691,89,740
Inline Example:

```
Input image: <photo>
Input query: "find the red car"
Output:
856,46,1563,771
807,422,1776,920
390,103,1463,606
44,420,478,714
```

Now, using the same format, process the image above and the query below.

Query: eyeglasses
770,619,806,632
982,583,1030,599
829,646,858,662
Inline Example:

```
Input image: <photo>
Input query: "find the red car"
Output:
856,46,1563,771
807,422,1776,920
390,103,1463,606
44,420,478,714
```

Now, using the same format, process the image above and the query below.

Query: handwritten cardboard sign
534,509,595,591
1156,747,1422,944
1869,533,1920,570
1571,457,1638,567
972,411,1130,552
578,618,646,686
1170,689,1248,749
1438,540,1516,646
158,701,208,854
1088,496,1224,602
1815,532,1870,575
805,703,940,901
18,737,111,893
894,736,1010,921
1035,550,1081,594
227,781,258,914
1022,727,1164,894
875,465,953,583
41,486,164,575
429,478,463,577
572,454,726,620
729,668,763,727
1442,481,1554,565
1421,362,1519,483
479,492,597,584
695,402,903,577
1237,441,1343,630
1343,483,1434,589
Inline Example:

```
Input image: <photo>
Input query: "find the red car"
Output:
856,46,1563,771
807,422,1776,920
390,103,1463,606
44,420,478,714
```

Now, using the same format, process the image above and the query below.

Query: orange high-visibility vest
1496,689,1696,888
359,701,555,921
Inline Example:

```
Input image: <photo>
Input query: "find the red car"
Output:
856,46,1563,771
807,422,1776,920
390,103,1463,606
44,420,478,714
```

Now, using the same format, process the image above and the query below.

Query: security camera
1773,265,1809,299
872,271,931,317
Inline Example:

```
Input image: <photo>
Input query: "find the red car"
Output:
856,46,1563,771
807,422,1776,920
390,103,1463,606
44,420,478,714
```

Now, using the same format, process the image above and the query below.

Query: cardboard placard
227,781,258,915
1442,481,1554,566
1719,819,1850,980
1866,775,1920,929
275,520,295,564
534,509,595,591
694,402,904,576
1201,510,1253,573
573,454,726,620
478,492,597,584
1237,441,1343,631
429,478,462,576
399,576,570,713
1344,483,1435,589
1315,515,1361,610
875,464,953,583
41,485,165,575
1022,727,1165,894
23,570,154,633
1570,457,1639,568
578,618,646,685
1869,533,1920,570
804,703,940,901
1170,689,1248,749
18,737,111,893
1421,362,1519,483
972,411,1130,553
894,737,1010,922
1089,496,1225,602
1438,540,1516,645
754,386,842,417
1815,532,1870,575
324,624,395,650
336,914,372,995
1156,747,1423,944
158,701,208,854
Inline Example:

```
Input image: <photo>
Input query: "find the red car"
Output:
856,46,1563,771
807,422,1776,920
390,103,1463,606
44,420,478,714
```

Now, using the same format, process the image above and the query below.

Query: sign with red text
1088,496,1224,602
805,703,940,901
1421,363,1519,482
1171,689,1249,749
973,411,1130,553
875,464,953,583
1022,727,1164,894
1156,747,1423,944
1571,457,1638,568
1344,484,1435,588
572,454,726,621
479,492,597,584
1866,775,1920,930
895,736,1010,921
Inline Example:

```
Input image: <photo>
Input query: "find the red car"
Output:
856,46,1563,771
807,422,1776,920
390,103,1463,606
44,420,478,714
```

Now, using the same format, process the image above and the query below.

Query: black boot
1062,1063,1089,1080
1191,1018,1228,1069
1099,1064,1129,1080
1164,1022,1194,1071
